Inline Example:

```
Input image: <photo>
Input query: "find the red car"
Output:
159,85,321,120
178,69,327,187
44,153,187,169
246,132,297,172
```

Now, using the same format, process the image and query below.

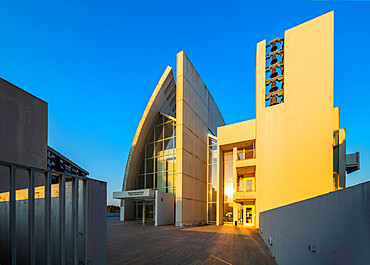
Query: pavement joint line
209,254,232,265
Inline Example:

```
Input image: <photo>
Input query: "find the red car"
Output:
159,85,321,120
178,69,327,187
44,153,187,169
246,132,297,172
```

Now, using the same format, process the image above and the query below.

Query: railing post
9,165,16,265
45,172,51,265
59,174,65,265
72,177,79,265
28,168,35,265
0,160,90,265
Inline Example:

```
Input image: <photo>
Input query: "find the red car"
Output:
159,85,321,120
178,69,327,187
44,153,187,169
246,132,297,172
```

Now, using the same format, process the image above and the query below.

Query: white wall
259,181,370,265
155,190,174,226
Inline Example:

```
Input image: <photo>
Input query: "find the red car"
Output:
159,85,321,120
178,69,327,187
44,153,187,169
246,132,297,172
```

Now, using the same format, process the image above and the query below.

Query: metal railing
236,183,255,192
0,159,89,265
237,149,256,160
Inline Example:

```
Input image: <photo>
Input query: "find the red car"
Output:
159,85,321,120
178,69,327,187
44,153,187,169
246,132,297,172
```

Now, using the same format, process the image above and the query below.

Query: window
207,135,217,224
223,151,234,223
135,114,176,195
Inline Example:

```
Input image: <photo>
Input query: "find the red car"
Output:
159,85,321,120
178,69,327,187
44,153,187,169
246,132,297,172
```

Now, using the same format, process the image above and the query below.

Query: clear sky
0,0,369,205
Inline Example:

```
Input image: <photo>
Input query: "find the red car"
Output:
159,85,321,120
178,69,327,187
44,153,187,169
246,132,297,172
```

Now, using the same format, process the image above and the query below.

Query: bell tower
265,38,284,106
255,11,335,227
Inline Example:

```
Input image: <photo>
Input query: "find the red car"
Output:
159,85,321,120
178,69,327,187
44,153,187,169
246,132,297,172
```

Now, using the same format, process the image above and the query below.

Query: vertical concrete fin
176,51,225,226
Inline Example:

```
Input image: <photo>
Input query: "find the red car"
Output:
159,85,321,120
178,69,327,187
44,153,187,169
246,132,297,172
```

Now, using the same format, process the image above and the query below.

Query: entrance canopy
113,189,175,226
113,189,155,201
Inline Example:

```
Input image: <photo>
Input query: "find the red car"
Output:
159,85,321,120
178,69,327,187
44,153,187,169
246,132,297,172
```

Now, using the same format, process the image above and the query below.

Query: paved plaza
107,218,277,265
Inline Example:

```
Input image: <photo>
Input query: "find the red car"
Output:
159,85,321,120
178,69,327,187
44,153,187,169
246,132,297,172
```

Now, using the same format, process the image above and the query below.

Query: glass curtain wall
207,136,217,224
135,114,176,194
223,151,234,223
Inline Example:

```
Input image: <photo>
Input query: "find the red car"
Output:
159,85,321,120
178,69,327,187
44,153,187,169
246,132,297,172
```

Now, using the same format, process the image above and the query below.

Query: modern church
113,11,359,227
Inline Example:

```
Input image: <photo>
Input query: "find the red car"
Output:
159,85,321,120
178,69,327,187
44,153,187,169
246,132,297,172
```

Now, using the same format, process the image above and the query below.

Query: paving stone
107,217,277,265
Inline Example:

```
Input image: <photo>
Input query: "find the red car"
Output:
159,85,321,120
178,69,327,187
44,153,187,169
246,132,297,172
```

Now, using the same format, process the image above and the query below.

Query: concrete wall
88,179,107,264
217,119,255,147
0,78,48,169
255,12,335,227
259,181,370,265
176,51,225,226
0,78,48,198
155,190,174,226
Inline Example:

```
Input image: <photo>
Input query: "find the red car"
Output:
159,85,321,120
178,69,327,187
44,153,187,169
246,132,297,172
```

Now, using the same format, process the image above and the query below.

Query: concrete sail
122,66,176,194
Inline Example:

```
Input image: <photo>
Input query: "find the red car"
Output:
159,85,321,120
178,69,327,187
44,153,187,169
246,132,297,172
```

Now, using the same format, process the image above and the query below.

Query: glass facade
135,114,176,195
207,136,217,224
223,151,233,223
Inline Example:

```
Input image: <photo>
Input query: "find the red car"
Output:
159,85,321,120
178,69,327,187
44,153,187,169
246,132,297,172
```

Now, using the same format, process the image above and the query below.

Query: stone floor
107,217,277,265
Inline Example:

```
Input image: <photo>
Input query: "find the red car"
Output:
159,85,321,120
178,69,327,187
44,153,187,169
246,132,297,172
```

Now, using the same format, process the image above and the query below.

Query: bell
270,68,278,78
269,81,278,92
269,95,279,106
270,55,278,65
271,43,278,52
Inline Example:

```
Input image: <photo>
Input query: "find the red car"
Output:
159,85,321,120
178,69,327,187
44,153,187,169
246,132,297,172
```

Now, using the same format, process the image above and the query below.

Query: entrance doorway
236,203,255,226
145,202,154,222
113,188,175,225
243,205,255,226
134,201,155,223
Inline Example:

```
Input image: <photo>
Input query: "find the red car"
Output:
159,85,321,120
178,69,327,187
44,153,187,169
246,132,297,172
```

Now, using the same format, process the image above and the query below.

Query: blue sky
0,1,369,205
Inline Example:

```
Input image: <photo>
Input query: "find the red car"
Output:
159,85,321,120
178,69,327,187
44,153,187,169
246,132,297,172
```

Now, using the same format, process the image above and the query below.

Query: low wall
155,190,174,226
259,181,370,265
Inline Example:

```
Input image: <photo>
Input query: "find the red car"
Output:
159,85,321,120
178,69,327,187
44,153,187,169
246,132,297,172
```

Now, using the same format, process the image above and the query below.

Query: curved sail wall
120,52,225,225
121,66,176,220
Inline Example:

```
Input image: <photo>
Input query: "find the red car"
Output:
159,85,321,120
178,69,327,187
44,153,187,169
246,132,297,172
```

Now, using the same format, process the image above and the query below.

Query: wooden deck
107,218,277,265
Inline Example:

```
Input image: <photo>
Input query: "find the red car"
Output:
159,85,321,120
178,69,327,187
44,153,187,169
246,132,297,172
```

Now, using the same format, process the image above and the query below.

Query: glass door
237,204,243,225
146,203,154,222
243,205,255,226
